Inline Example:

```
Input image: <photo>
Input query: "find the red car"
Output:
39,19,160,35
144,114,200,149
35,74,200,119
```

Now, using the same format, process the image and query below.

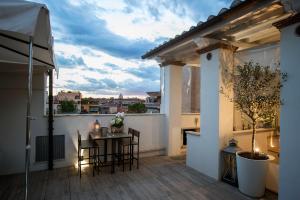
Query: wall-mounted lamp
206,52,212,60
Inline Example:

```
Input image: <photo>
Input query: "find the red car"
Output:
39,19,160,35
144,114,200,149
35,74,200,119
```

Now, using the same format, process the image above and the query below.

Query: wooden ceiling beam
160,60,186,67
273,12,300,29
196,43,238,55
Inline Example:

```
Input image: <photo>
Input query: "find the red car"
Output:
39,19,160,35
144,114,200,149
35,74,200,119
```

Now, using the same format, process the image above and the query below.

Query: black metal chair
77,130,98,178
121,128,140,171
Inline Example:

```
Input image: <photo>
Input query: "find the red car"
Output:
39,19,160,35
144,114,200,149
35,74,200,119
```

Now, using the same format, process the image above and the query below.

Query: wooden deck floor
0,156,277,200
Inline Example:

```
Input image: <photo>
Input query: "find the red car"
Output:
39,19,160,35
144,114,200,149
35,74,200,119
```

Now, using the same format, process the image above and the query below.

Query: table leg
118,139,121,166
104,140,107,162
129,137,132,171
111,139,115,174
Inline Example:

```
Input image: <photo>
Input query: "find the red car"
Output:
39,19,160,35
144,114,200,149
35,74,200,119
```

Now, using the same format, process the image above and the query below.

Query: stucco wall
47,114,166,169
0,70,47,175
181,113,200,128
42,113,195,170
279,22,300,200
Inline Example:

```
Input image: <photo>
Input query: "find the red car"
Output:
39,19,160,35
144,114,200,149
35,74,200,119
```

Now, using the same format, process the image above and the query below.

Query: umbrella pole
25,37,33,200
48,69,54,170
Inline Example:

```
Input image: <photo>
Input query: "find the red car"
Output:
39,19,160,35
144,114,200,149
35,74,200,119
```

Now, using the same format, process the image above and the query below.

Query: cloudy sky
34,0,231,98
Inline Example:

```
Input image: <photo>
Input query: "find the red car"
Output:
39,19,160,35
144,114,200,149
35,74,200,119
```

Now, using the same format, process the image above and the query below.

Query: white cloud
67,0,196,42
68,0,127,10
53,42,159,97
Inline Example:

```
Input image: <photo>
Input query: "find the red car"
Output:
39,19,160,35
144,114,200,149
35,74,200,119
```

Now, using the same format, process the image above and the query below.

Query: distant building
80,95,144,114
145,92,161,113
81,97,101,113
99,105,118,114
54,91,82,114
117,97,143,113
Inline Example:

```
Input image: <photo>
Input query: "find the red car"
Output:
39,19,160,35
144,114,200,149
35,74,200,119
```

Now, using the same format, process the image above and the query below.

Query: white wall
181,113,200,128
0,70,47,175
33,113,197,171
33,114,166,170
187,48,234,180
279,22,300,200
234,129,274,153
161,65,183,156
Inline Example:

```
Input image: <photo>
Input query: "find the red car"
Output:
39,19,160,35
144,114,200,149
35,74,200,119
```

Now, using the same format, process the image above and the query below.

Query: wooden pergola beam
273,13,300,29
160,60,185,67
196,43,238,55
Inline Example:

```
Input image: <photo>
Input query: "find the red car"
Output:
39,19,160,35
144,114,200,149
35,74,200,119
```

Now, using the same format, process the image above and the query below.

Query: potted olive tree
221,61,286,197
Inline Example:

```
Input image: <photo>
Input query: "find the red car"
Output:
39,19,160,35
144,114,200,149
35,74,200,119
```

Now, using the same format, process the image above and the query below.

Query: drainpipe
48,69,54,170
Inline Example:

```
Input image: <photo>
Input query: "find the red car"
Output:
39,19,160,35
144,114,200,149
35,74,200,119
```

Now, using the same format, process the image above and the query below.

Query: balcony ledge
186,130,200,136
48,113,165,117
233,128,275,135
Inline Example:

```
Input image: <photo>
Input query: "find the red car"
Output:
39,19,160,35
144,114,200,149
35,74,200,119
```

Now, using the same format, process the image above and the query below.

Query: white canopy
0,0,57,70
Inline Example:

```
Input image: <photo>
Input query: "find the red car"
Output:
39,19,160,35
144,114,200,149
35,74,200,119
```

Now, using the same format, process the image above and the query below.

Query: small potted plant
110,112,125,133
221,61,286,197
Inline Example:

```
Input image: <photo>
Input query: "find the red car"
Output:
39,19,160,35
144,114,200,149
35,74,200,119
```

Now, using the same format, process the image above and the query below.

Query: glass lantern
221,138,241,187
94,119,101,132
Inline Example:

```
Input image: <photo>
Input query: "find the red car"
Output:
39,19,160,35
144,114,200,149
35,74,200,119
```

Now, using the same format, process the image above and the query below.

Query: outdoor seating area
78,126,141,177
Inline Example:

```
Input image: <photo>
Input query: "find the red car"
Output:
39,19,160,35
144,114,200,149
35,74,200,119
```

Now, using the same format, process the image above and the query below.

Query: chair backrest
128,128,140,143
128,127,134,135
132,129,140,138
77,130,81,147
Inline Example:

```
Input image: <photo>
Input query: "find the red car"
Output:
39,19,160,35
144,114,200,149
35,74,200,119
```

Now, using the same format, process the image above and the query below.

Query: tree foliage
128,103,146,113
60,100,76,113
221,61,287,156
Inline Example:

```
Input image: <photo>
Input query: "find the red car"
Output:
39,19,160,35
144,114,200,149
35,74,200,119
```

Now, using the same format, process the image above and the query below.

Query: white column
279,22,300,200
187,48,234,179
161,65,183,156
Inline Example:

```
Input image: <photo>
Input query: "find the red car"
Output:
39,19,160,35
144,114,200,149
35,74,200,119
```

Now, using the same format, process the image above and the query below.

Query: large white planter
236,151,269,198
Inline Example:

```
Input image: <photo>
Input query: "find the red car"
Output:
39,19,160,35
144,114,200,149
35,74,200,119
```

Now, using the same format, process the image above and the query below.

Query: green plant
128,103,146,113
110,112,124,128
221,61,287,157
60,100,76,113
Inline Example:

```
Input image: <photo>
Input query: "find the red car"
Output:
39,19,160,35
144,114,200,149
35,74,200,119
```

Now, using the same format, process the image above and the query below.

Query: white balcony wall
31,114,166,170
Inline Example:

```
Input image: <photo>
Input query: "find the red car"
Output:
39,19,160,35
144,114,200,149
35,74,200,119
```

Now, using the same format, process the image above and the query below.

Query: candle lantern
94,120,101,132
221,138,241,187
